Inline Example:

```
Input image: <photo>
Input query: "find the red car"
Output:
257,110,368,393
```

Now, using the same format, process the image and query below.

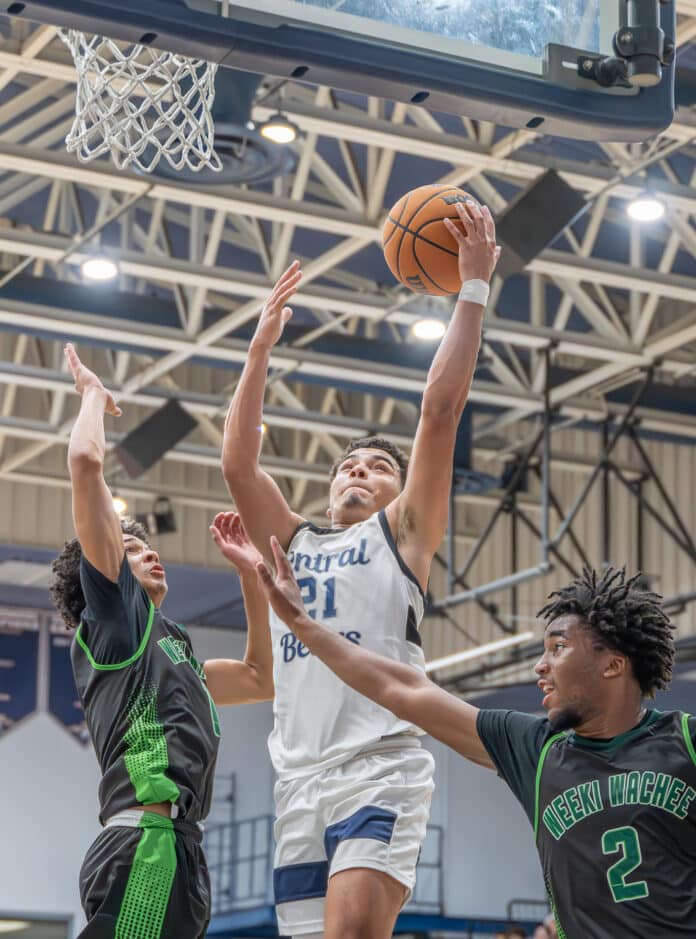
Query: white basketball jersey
267,509,427,780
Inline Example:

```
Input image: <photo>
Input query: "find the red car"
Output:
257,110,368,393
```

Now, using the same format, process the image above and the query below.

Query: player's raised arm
385,203,501,591
64,343,125,582
204,512,274,705
257,536,494,770
221,261,305,560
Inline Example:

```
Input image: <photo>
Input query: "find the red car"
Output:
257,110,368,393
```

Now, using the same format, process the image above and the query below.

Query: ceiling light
0,923,30,934
626,194,665,222
412,318,446,341
81,257,119,281
259,112,299,145
112,495,128,516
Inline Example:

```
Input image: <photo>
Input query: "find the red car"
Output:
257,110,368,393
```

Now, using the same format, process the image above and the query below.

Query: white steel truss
0,14,694,646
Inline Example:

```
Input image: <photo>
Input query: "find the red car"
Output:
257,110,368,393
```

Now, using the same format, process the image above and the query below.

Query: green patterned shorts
78,812,210,939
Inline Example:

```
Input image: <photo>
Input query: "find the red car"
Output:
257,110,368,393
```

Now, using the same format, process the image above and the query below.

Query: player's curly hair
330,435,409,488
538,565,675,697
49,516,149,630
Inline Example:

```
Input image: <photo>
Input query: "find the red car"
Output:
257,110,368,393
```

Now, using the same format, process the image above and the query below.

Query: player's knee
326,906,381,939
326,922,363,939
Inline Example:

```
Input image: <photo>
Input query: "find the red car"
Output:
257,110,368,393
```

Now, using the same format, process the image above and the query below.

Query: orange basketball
382,184,479,296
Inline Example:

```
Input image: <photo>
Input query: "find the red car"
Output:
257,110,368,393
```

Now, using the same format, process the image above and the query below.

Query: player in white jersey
222,199,500,939
269,510,427,776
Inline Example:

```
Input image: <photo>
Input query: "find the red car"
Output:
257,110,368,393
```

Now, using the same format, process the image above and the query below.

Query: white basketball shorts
272,738,435,936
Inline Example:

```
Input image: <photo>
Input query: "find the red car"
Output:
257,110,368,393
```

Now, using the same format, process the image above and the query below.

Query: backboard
12,0,676,141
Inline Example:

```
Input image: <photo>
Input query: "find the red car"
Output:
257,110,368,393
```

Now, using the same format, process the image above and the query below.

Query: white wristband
458,279,490,307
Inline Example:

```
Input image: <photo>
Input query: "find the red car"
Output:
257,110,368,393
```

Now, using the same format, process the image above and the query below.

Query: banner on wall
0,611,88,745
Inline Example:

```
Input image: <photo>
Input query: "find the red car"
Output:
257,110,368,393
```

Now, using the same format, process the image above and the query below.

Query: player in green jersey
257,538,693,939
49,345,274,939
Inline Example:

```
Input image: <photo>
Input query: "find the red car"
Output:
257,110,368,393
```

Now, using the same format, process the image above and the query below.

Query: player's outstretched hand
252,260,303,351
210,511,263,574
443,202,501,285
256,535,307,629
64,342,122,417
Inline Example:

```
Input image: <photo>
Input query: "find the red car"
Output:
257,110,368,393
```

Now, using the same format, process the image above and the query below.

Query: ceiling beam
0,300,539,407
0,229,693,371
0,57,693,212
0,140,380,241
0,360,416,444
1,311,695,440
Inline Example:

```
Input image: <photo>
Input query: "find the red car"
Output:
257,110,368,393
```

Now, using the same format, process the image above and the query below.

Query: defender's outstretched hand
252,260,303,351
256,535,306,629
64,342,122,417
444,201,501,285
210,511,263,574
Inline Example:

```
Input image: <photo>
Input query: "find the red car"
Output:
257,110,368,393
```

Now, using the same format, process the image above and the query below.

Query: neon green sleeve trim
534,732,566,839
682,713,696,769
75,601,155,671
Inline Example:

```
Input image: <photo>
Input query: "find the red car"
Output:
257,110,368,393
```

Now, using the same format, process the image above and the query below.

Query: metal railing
206,815,443,916
207,814,274,912
506,897,551,926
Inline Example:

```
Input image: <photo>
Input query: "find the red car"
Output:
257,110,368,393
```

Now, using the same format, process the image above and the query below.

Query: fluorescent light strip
425,630,535,674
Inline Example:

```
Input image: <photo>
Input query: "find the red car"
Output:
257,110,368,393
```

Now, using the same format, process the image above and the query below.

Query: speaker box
135,497,177,535
115,399,197,478
494,169,587,278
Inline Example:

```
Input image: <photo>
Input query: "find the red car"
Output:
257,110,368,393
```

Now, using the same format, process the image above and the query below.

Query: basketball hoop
60,31,222,174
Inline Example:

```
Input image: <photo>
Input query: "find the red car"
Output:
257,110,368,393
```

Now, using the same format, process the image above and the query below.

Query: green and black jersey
477,708,696,938
72,555,221,825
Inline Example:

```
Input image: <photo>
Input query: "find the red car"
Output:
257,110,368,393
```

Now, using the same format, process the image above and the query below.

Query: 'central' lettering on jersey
280,629,362,663
288,538,370,574
542,770,696,841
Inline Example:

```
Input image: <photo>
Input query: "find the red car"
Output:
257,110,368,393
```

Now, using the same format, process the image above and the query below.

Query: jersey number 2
601,826,649,903
297,576,337,619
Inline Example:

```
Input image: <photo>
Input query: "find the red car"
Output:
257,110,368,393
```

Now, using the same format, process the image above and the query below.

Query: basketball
382,185,479,296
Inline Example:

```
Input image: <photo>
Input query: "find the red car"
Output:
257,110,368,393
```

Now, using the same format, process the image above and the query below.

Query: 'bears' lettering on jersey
280,630,362,663
288,539,370,574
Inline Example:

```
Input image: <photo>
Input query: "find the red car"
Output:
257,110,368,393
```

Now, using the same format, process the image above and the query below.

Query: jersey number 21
297,576,337,620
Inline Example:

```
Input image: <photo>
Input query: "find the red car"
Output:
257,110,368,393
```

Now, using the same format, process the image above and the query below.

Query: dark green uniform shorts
78,811,210,939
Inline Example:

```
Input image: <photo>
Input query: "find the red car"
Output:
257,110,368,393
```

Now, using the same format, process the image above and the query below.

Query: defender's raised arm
64,342,125,582
204,512,274,706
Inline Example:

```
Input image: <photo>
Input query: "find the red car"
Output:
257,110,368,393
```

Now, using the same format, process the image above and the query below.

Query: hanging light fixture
81,256,119,281
411,318,446,341
259,112,299,145
626,192,665,222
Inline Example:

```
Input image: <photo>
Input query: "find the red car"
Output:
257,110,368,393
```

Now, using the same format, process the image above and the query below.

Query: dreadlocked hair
49,516,150,630
330,435,409,488
538,565,675,697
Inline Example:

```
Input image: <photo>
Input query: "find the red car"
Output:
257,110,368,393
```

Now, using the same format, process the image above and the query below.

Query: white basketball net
60,31,222,174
